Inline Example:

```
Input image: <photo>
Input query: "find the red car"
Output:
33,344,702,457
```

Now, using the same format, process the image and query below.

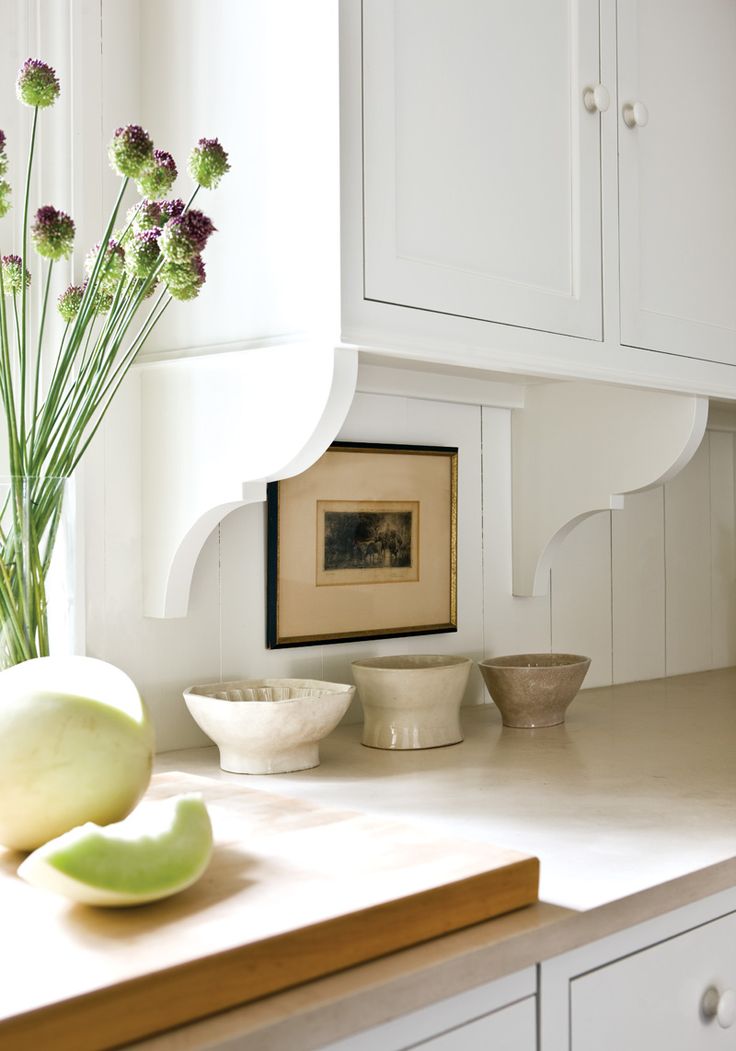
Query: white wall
85,381,736,753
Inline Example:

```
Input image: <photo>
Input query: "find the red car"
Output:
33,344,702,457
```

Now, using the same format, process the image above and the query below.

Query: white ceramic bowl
182,678,355,774
351,655,472,750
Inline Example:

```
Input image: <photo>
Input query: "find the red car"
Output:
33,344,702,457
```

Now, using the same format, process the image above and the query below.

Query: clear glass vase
0,475,76,671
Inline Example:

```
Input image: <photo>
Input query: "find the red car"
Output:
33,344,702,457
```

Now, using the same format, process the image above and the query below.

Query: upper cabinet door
618,0,736,365
362,0,603,341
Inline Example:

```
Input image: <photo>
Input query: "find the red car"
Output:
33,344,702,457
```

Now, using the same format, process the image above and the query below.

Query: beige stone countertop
142,667,736,1050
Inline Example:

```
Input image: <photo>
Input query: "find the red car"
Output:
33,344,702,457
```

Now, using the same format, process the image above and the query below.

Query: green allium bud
188,138,230,190
128,199,164,232
0,180,10,219
57,283,84,322
1,254,31,294
84,238,125,292
125,229,161,277
31,205,75,260
108,124,154,179
162,254,206,301
136,150,177,200
16,59,60,108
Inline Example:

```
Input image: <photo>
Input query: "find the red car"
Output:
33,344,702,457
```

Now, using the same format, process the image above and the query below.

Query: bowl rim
479,653,591,670
351,654,472,672
183,678,355,704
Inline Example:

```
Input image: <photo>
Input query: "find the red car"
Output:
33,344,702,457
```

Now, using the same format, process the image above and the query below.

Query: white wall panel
481,407,551,661
664,439,712,676
549,512,613,689
611,488,666,684
709,430,736,668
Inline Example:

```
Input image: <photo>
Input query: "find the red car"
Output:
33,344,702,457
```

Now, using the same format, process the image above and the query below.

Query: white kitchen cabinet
540,888,736,1051
570,910,736,1050
617,0,736,366
319,969,536,1051
341,0,736,395
362,0,603,341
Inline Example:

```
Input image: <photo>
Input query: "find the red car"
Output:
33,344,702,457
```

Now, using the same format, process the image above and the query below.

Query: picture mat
275,448,454,643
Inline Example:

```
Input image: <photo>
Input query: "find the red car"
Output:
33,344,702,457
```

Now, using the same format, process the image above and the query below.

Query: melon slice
17,794,213,907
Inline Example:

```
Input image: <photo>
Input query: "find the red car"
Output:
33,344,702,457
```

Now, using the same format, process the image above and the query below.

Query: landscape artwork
316,501,419,586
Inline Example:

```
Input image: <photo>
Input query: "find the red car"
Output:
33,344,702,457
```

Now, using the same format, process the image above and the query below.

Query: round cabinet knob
622,101,649,128
583,84,610,113
702,987,736,1028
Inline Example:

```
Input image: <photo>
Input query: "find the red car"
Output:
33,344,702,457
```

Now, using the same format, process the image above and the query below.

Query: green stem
30,259,54,457
19,106,39,458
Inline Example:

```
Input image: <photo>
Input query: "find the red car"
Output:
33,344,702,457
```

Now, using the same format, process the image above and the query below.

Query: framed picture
267,442,458,647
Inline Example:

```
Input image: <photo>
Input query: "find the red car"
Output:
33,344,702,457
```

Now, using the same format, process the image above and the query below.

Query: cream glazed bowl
351,655,472,750
182,678,355,774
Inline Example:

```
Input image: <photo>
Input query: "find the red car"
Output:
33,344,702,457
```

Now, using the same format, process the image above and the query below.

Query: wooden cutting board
0,771,539,1050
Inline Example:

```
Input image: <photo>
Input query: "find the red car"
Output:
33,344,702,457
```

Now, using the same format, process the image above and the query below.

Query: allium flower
1,254,31,294
0,130,7,178
159,198,185,225
0,180,10,219
188,137,230,190
16,59,60,108
31,205,75,260
108,124,154,179
160,210,216,262
162,254,206,301
57,284,84,322
93,289,114,315
137,149,178,200
125,228,161,277
85,238,126,292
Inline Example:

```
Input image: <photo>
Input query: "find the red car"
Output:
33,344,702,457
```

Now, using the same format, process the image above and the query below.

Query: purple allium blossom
1,254,31,294
160,210,216,263
159,198,185,225
125,228,161,277
57,284,84,323
16,59,60,108
31,205,75,260
188,137,230,190
0,130,6,178
137,149,178,200
0,130,5,152
0,180,10,219
127,199,163,233
84,237,126,292
162,253,206,301
108,124,154,179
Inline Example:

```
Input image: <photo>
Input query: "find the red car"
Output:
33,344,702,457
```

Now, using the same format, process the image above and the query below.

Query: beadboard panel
611,487,666,684
549,512,613,689
664,439,713,677
85,385,736,751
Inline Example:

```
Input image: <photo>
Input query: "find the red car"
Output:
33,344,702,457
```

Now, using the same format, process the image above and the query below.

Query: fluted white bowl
183,678,355,774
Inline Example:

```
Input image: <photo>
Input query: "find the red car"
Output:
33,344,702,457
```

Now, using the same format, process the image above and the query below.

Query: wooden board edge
0,857,540,1050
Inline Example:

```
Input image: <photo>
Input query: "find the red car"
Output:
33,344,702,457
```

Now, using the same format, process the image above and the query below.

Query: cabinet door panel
571,911,736,1050
618,0,736,364
362,0,603,340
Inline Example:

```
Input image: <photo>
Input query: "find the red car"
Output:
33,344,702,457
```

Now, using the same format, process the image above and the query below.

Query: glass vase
0,475,76,671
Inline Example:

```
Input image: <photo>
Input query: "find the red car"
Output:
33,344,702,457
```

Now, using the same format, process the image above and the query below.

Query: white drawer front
412,996,536,1050
571,910,736,1050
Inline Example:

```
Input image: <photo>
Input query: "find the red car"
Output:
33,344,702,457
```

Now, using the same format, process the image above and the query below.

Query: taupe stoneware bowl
183,678,355,774
478,654,591,728
351,655,472,750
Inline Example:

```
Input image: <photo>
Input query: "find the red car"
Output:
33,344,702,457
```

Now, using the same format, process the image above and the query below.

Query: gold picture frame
267,442,458,647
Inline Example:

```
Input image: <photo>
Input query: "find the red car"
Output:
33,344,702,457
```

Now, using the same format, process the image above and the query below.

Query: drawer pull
702,987,736,1028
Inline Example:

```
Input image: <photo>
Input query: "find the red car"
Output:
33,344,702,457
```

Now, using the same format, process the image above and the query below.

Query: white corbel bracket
141,341,358,618
512,382,709,596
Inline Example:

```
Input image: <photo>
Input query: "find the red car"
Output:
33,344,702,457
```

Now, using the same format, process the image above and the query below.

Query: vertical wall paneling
664,438,712,676
611,487,666,684
708,430,736,668
549,512,613,689
481,407,551,660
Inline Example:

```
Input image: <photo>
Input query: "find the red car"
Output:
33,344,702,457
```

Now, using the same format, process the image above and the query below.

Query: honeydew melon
0,656,154,851
17,794,213,906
